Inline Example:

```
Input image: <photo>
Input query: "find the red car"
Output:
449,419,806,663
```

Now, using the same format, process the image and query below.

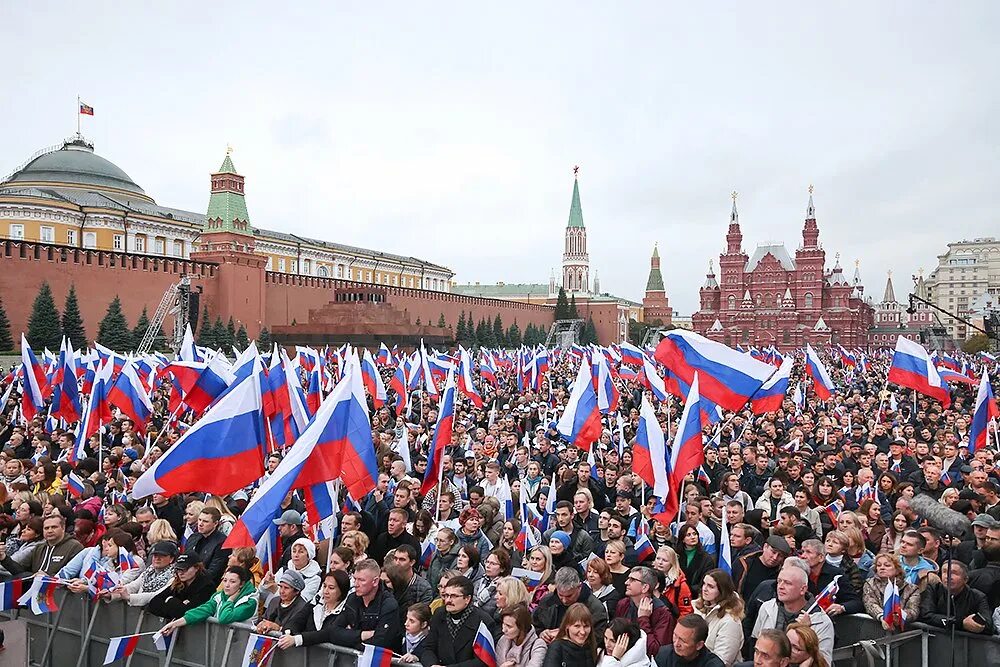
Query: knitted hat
293,536,316,560
551,530,571,549
280,569,306,591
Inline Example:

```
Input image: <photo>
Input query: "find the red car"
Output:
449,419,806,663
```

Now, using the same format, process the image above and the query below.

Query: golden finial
226,144,233,156
855,259,860,268
731,190,738,202
808,184,814,195
573,165,579,177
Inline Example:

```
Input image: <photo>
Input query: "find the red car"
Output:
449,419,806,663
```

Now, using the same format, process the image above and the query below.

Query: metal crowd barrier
830,613,1000,667
0,591,414,667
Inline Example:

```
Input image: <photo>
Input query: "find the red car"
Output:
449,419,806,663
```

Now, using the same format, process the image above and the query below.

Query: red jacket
615,595,676,657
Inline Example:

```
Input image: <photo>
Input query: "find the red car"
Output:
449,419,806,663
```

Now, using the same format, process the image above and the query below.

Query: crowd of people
0,337,998,667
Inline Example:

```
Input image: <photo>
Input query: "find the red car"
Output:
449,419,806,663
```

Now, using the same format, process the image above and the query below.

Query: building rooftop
745,243,796,272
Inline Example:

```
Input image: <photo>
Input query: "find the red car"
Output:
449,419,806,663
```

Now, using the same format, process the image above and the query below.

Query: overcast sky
3,3,998,314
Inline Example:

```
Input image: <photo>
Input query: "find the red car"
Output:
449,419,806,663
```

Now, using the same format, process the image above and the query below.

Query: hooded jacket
598,630,651,667
2,534,83,576
496,627,547,667
183,579,257,626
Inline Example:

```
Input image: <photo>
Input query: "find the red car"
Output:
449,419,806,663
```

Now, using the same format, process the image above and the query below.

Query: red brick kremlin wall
0,239,553,348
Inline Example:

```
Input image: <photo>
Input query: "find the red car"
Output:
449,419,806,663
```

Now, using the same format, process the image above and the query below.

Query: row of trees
194,306,251,352
16,281,166,352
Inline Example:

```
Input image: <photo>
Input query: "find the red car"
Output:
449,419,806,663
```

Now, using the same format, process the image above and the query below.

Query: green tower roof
567,177,585,228
205,152,251,235
646,265,664,292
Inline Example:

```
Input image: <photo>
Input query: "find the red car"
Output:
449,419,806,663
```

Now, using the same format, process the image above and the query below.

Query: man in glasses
615,565,675,658
421,575,496,667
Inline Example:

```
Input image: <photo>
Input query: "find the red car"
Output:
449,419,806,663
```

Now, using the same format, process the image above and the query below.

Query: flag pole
76,95,80,136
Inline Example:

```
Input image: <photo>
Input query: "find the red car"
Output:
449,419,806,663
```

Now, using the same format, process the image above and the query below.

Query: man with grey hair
532,566,609,643
799,538,861,615
615,565,675,657
752,562,834,665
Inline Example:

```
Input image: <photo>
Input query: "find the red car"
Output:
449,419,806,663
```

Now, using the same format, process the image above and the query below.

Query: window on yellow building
40,226,54,243
9,224,24,240
84,232,97,249
67,230,77,246
113,234,124,250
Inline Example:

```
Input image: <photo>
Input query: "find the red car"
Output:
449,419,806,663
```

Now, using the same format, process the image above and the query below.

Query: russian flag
752,356,793,414
479,352,498,386
805,344,835,401
654,330,775,412
511,566,543,591
937,368,977,386
809,574,841,612
66,471,86,497
183,354,235,414
640,354,668,402
591,349,620,415
107,361,154,434
882,579,903,630
419,538,436,570
633,533,655,562
241,634,277,667
358,644,394,667
360,348,388,408
661,373,705,524
133,370,267,499
103,634,141,664
225,354,378,549
970,372,999,453
718,510,732,574
620,341,646,367
50,339,82,423
389,363,408,416
457,346,483,408
556,357,603,453
376,343,392,367
473,621,497,667
632,396,670,499
118,547,140,572
420,369,456,496
0,578,26,611
255,519,282,574
305,367,322,416
419,342,439,396
887,336,951,408
20,334,47,421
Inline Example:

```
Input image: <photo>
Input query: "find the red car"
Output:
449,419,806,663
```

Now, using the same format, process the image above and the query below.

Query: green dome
4,137,150,201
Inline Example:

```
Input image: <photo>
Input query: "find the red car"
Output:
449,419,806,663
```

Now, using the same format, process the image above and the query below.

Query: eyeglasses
441,593,470,600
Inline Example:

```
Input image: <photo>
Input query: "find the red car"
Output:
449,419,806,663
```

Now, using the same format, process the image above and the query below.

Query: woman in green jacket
159,566,257,636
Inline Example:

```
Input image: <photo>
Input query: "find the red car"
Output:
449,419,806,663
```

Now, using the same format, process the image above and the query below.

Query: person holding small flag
158,565,258,637
421,574,497,667
751,561,834,667
862,554,919,631
798,540,862,616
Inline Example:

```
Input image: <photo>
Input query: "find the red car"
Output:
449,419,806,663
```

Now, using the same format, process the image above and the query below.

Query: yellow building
0,135,455,290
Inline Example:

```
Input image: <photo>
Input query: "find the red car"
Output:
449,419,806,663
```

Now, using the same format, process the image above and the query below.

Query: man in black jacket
280,559,402,651
799,539,862,615
422,575,496,667
919,560,993,634
184,507,230,583
968,524,1000,606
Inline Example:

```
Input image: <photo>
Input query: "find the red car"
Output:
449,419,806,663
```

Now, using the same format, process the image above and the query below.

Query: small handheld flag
358,644,395,667
510,567,543,591
808,574,841,612
17,576,61,614
633,533,655,562
882,579,903,630
241,633,278,667
104,634,141,664
472,621,497,667
0,578,26,611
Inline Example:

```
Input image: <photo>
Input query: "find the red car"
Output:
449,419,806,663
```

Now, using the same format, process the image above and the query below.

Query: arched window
804,292,814,308
317,265,328,278
728,295,736,310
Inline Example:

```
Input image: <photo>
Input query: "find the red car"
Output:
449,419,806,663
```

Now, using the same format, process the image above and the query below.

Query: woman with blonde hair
603,539,630,595
340,530,369,564
786,622,828,667
652,546,693,617
147,518,178,545
692,569,744,667
862,553,920,630
841,526,874,573
525,545,554,610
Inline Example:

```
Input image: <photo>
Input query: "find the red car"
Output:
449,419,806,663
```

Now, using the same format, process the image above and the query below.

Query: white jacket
695,606,743,667
599,630,653,667
752,599,834,666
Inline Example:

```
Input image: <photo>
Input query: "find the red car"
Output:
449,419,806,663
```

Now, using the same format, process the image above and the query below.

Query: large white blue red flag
556,357,603,452
421,368,456,496
804,345,835,401
20,333,47,421
751,356,793,414
887,336,951,408
654,330,774,412
225,354,378,549
133,370,267,498
970,372,999,453
632,395,669,500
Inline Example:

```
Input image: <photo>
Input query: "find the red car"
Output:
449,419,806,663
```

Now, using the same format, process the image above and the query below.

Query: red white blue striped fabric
887,336,951,408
